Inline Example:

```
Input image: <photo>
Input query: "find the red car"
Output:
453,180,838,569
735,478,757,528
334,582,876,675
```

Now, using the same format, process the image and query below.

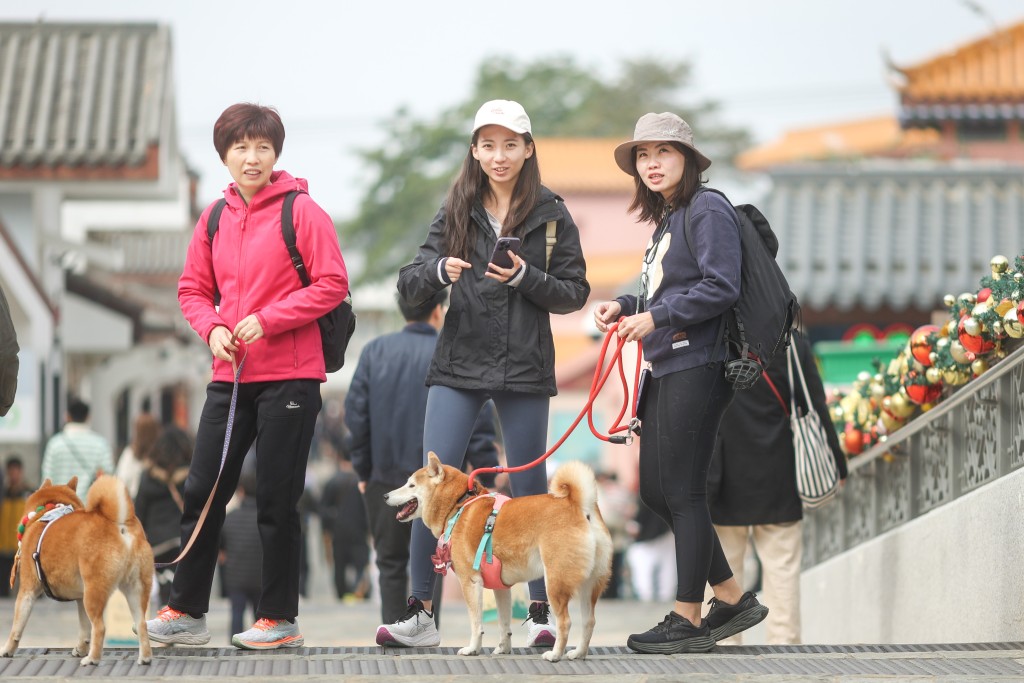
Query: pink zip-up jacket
178,170,348,383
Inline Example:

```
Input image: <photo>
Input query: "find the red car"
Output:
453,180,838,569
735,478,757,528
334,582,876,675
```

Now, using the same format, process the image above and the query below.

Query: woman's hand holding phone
486,236,523,282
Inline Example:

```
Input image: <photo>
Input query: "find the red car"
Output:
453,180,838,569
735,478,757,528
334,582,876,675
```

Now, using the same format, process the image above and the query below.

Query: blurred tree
342,55,750,284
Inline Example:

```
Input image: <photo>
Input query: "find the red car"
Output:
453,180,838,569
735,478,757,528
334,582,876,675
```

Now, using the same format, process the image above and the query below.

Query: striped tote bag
788,345,839,508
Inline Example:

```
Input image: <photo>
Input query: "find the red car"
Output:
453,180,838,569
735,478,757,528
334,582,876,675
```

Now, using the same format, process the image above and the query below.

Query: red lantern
909,325,939,366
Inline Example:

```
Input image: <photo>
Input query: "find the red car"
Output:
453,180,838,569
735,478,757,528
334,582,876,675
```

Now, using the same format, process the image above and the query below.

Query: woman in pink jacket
145,102,348,650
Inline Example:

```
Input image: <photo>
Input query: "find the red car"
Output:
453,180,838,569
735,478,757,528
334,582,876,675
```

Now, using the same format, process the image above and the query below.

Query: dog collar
16,503,69,545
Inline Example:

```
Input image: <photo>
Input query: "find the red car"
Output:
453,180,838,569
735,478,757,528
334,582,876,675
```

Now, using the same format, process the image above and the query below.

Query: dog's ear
426,452,444,480
41,478,52,488
65,476,78,491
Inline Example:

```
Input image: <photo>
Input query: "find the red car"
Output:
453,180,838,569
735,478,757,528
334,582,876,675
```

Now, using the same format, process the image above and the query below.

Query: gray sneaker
232,618,304,650
375,597,440,647
144,606,211,645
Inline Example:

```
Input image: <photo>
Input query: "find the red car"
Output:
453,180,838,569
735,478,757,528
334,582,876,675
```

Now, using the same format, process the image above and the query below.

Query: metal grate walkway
1,642,1022,680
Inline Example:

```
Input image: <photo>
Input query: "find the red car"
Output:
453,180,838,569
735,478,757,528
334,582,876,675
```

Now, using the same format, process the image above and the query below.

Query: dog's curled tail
86,474,134,525
548,461,598,516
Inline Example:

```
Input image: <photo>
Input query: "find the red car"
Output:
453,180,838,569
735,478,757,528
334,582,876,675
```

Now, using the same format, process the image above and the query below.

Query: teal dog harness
432,492,511,590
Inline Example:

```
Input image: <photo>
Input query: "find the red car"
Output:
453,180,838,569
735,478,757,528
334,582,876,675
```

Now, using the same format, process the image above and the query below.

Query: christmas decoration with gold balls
828,252,1024,458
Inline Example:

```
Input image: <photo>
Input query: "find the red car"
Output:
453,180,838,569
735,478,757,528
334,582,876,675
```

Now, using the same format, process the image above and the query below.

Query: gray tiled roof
0,21,170,167
762,161,1024,312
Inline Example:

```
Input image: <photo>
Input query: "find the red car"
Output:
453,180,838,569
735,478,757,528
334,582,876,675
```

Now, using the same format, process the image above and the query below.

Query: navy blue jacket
616,189,741,378
345,322,499,489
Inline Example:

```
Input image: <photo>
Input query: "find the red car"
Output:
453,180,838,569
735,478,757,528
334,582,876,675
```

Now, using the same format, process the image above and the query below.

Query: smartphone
489,237,522,269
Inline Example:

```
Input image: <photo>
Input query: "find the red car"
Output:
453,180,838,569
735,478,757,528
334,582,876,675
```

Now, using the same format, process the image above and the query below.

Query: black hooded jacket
397,187,589,396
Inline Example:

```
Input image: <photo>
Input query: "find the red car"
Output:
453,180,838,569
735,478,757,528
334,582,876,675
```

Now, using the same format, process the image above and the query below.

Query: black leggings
638,364,735,603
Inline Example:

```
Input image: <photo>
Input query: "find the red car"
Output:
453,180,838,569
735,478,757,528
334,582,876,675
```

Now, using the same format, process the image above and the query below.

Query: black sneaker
705,591,769,642
523,601,556,647
626,612,715,654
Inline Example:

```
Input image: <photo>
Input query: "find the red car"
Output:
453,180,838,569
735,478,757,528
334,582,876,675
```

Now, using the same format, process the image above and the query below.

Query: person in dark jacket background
345,289,500,624
220,471,262,642
707,330,847,644
388,100,589,649
0,285,18,418
135,425,192,610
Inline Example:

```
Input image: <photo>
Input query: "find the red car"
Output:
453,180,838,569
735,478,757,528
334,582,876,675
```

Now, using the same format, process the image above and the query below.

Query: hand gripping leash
467,321,642,491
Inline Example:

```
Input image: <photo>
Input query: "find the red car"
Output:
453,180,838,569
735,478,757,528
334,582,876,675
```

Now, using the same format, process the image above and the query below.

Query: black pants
168,379,321,620
639,364,735,603
364,480,413,623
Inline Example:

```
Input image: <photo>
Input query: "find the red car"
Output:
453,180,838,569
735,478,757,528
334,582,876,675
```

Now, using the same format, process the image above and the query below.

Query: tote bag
787,345,840,508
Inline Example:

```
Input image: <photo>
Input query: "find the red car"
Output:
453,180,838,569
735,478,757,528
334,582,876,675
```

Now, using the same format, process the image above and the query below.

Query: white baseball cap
472,100,532,136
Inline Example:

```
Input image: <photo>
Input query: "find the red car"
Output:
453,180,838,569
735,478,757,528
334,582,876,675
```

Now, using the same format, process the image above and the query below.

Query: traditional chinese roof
536,138,634,194
896,20,1024,125
0,21,172,179
737,116,940,171
763,161,1024,312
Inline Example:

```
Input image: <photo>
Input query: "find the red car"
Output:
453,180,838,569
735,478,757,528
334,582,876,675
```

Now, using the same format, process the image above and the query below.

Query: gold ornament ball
857,371,872,383
1015,272,1023,283
963,316,982,337
990,255,1009,276
936,337,950,349
1003,309,1024,338
943,294,956,308
958,292,976,307
972,300,992,318
992,320,1004,336
950,340,971,365
925,367,943,384
971,358,989,376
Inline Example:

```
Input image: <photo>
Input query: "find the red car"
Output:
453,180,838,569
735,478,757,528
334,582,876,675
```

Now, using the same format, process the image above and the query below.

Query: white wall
801,466,1024,644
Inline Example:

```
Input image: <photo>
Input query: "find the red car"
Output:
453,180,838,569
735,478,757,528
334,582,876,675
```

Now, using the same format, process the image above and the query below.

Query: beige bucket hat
613,112,712,175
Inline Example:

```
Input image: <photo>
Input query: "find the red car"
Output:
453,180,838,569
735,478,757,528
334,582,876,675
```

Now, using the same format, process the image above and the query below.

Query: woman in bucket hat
387,100,590,649
594,113,768,654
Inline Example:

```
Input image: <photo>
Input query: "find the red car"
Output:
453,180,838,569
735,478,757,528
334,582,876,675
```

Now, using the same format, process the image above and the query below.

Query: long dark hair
627,143,703,225
442,131,541,260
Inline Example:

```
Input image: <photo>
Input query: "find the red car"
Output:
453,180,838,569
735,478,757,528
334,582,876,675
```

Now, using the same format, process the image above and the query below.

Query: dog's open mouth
396,499,418,521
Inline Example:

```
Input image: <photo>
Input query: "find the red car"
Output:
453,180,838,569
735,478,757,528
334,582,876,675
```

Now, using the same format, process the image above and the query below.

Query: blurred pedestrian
135,425,193,609
0,284,18,418
117,413,160,499
0,455,31,595
319,454,369,601
708,330,847,644
625,503,677,602
220,471,262,642
595,471,636,599
41,396,113,499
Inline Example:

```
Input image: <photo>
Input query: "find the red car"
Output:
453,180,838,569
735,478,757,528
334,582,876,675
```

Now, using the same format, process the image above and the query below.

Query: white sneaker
524,601,556,648
143,606,211,645
375,597,440,647
232,618,304,650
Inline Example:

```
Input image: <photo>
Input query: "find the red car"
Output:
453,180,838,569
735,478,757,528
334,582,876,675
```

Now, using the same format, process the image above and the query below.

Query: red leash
467,322,642,491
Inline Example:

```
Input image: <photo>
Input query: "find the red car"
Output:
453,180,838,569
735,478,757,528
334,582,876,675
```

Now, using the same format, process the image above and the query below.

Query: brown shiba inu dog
1,475,154,666
385,453,612,661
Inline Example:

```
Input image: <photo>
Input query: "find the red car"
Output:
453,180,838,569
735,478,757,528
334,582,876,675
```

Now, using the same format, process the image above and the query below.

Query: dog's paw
78,656,98,667
71,645,85,658
0,648,12,658
457,646,481,656
137,655,152,666
566,647,586,661
492,643,511,655
542,649,562,662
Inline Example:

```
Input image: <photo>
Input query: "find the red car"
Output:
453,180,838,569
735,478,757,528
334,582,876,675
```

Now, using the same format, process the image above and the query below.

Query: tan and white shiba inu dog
385,452,612,661
1,475,154,666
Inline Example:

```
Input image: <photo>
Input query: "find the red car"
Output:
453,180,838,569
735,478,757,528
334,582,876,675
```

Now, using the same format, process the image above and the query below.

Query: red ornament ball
904,383,942,405
957,317,995,355
909,325,939,366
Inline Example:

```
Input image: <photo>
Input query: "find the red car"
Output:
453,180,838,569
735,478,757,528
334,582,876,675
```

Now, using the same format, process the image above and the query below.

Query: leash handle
155,350,246,569
467,322,642,491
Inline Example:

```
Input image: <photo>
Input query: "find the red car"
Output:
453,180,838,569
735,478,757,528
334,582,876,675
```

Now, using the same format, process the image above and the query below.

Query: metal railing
802,342,1024,569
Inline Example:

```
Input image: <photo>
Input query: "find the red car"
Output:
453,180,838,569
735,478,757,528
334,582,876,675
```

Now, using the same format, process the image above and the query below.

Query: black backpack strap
207,199,227,242
206,199,227,305
682,186,733,363
279,191,311,287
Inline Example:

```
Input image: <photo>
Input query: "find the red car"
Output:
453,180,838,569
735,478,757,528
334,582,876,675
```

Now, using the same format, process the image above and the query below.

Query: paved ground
1,593,1022,681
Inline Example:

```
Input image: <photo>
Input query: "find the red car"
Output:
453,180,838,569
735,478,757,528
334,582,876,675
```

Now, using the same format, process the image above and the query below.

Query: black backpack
684,187,798,389
206,191,355,373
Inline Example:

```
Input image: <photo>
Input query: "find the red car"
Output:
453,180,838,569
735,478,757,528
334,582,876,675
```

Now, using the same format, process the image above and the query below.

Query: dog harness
26,503,76,602
432,492,511,590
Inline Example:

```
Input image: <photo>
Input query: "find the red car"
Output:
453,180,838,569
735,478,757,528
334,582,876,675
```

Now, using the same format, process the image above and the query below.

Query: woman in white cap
386,100,590,649
594,113,768,653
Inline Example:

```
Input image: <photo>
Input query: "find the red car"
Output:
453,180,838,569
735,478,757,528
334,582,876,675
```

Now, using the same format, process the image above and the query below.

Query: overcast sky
10,0,1024,218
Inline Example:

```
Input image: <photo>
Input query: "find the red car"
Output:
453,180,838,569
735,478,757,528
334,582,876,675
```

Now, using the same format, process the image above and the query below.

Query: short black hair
67,397,90,423
5,456,22,469
398,290,447,323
